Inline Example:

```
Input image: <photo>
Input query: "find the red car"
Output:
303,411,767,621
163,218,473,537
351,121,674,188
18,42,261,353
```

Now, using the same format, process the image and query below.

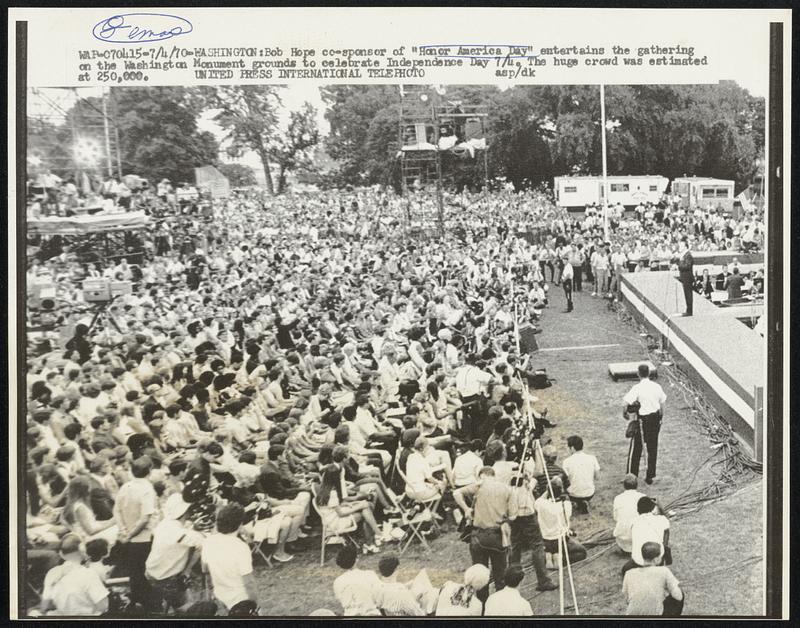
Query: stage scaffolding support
397,86,489,239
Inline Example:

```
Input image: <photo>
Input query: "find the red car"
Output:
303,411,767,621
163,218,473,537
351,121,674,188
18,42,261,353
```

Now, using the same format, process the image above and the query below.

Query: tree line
28,82,763,195
322,82,764,192
27,86,319,194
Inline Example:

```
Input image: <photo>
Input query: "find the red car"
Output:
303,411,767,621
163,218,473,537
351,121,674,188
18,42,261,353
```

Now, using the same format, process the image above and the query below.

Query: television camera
81,278,133,334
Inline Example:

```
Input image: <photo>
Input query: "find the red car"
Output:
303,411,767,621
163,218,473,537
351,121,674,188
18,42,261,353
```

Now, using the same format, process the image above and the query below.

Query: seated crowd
25,184,689,616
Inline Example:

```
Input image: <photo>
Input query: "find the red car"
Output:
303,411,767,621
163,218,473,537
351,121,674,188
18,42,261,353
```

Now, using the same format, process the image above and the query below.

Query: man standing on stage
676,237,694,316
623,364,666,485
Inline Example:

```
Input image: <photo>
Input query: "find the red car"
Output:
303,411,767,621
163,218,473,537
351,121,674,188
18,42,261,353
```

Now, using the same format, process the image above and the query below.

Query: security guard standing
623,364,666,485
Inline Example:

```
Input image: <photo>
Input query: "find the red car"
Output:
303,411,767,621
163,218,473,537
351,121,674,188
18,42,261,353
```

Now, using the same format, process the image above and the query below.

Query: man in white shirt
623,542,684,615
624,496,671,576
613,474,646,553
452,440,484,487
332,544,382,616
562,435,600,514
202,503,263,613
623,363,666,484
561,256,574,312
484,564,533,616
145,494,204,611
454,354,493,441
113,456,158,610
39,534,109,616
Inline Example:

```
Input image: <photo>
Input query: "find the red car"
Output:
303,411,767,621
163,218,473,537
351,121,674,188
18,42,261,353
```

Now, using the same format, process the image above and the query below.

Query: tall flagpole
600,84,609,242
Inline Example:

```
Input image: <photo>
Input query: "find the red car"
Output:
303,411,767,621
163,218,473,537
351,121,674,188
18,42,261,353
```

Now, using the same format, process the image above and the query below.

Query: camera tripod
514,376,580,616
85,297,123,336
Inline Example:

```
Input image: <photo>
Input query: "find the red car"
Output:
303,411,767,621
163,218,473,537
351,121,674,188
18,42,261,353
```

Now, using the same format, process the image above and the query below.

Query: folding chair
392,457,442,554
309,484,359,566
243,494,276,567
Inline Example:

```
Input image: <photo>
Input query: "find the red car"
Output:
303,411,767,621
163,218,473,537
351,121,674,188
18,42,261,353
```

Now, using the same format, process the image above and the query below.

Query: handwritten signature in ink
92,13,193,44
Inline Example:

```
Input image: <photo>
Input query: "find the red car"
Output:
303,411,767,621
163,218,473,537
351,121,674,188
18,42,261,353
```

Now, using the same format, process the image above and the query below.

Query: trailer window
610,184,629,192
649,185,658,191
563,186,577,193
715,187,730,198
701,187,716,198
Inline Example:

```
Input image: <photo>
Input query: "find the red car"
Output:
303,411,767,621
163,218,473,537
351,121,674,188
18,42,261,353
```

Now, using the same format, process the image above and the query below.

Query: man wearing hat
39,534,109,616
145,493,205,612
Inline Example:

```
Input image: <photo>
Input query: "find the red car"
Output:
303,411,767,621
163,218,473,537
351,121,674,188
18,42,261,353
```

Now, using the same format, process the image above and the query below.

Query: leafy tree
217,163,258,187
201,85,283,195
321,85,399,185
109,87,219,184
266,102,320,193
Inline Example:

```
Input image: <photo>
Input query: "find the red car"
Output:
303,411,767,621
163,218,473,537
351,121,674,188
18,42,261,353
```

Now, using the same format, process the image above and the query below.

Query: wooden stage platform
620,271,764,454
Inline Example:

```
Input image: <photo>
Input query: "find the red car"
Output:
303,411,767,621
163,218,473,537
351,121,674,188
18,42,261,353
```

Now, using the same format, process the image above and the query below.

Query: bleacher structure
396,86,489,238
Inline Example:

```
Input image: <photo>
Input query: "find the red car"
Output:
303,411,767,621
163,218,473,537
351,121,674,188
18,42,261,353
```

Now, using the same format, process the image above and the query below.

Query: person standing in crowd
202,503,263,614
561,254,574,313
113,456,158,610
484,563,533,616
613,474,646,554
623,364,666,484
453,466,513,603
508,475,557,591
145,493,204,613
562,435,600,515
724,267,745,300
454,355,492,441
622,541,684,615
534,476,587,569
676,236,694,316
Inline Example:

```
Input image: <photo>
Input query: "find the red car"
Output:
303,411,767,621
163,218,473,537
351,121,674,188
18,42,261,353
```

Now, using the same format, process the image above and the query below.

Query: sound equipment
608,361,657,381
28,283,57,310
82,278,111,302
518,323,539,354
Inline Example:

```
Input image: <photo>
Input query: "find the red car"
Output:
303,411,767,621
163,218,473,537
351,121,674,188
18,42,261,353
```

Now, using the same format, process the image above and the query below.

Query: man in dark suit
677,237,694,316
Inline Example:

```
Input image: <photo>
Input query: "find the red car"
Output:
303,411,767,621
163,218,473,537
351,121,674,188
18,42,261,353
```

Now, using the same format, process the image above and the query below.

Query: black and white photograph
9,6,790,621
17,79,773,617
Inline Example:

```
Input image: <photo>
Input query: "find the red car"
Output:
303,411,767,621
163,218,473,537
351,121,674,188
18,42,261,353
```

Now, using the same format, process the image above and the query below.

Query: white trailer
554,175,669,210
671,177,736,213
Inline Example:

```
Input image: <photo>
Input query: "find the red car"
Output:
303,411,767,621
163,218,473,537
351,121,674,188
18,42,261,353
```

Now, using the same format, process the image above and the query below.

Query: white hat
437,329,453,342
163,493,191,520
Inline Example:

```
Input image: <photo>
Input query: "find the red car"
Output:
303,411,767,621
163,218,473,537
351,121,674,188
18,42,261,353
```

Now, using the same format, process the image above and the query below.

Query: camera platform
608,360,657,381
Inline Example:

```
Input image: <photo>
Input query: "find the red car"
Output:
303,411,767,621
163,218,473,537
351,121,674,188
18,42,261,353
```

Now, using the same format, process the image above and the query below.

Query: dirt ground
254,285,764,616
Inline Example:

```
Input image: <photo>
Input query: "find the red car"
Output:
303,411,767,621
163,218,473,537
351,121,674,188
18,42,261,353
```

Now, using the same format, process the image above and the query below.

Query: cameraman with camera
623,364,666,485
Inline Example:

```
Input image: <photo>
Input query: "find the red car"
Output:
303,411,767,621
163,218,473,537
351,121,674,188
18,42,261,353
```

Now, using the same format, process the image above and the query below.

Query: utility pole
600,84,609,241
101,87,114,178
110,88,123,178
432,99,445,239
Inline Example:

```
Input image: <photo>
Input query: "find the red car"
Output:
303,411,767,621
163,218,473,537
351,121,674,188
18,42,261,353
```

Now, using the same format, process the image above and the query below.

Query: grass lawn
253,287,763,616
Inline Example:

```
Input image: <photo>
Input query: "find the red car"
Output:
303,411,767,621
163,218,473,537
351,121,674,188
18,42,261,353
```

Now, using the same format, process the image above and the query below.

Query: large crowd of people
23,176,762,616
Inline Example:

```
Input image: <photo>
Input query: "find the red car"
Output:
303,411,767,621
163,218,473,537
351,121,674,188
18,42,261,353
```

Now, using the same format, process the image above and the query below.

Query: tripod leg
106,314,124,334
558,533,565,615
563,534,580,615
87,307,104,335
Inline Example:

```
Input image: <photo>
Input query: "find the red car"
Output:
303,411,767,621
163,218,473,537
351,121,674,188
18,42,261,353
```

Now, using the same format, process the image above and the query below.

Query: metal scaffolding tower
397,85,489,238
28,87,123,182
